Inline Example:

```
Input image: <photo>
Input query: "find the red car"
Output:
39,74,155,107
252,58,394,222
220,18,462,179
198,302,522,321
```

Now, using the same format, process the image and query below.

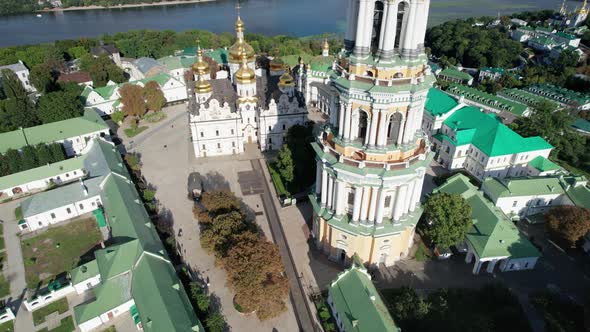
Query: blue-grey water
0,0,582,47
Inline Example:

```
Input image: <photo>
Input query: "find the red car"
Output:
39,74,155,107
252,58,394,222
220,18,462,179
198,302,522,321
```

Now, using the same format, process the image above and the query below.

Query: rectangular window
202,144,206,150
200,132,204,137
50,213,56,219
512,201,518,207
217,143,221,149
268,126,272,131
231,129,234,135
79,203,84,210
385,196,392,207
232,142,236,147
66,208,71,214
216,130,219,136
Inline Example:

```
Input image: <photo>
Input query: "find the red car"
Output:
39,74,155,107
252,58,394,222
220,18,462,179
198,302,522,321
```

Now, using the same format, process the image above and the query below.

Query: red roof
58,71,92,84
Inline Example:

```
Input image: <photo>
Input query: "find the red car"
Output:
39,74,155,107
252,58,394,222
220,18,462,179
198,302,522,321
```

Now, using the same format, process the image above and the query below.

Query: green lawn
101,326,117,332
21,218,102,288
0,237,4,251
267,163,290,197
0,320,14,332
144,111,167,123
38,315,75,332
123,126,148,138
0,275,10,298
32,298,69,326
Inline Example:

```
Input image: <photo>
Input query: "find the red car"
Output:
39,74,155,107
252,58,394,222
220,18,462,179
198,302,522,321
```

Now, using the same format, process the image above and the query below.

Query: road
251,159,318,332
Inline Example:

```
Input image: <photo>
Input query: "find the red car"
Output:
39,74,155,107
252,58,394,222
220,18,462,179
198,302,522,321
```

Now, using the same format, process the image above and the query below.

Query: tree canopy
545,206,590,248
37,90,84,124
119,84,146,119
143,80,166,112
422,192,472,249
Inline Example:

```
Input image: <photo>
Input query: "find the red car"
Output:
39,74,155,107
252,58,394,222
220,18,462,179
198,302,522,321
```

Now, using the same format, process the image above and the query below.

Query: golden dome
235,52,256,84
236,16,244,32
229,39,255,63
195,77,211,94
192,44,209,75
323,38,330,51
278,72,295,87
270,58,285,71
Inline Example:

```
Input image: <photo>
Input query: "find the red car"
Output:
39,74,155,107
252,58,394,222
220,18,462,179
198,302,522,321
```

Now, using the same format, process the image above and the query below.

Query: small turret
322,38,330,57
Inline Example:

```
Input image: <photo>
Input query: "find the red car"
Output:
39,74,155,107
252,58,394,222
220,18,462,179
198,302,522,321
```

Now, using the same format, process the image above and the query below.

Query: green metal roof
441,106,553,156
425,88,459,116
157,55,196,71
528,156,561,172
566,184,590,209
439,67,473,81
555,31,578,40
309,55,334,72
328,258,399,332
481,176,569,199
435,174,540,259
498,88,556,109
93,208,107,228
572,118,590,133
23,109,109,147
70,259,99,285
525,84,590,105
0,157,85,192
74,272,133,324
447,84,528,116
530,36,557,46
0,129,27,154
205,48,229,65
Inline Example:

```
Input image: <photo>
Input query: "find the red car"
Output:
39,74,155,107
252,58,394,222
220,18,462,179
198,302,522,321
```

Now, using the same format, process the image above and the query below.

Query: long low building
82,73,188,115
446,84,530,121
0,109,110,156
435,174,541,274
18,139,203,331
481,174,590,220
432,106,553,181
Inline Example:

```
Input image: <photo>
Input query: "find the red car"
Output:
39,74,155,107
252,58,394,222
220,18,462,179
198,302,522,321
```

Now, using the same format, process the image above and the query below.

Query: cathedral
308,0,435,266
188,17,308,157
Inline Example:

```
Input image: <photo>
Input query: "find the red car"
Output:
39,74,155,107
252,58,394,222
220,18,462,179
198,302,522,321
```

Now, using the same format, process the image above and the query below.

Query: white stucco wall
73,274,102,295
23,195,101,232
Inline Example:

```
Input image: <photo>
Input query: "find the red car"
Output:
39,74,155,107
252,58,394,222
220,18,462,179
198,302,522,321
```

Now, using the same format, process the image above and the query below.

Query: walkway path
252,159,318,332
0,199,35,332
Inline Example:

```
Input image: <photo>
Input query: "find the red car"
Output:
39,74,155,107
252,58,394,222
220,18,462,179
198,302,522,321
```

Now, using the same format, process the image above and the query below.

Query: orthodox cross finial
235,0,241,17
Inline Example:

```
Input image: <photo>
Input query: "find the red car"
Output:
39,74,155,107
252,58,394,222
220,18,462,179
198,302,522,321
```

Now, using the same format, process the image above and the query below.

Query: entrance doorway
248,136,252,144
379,253,388,264
338,248,347,263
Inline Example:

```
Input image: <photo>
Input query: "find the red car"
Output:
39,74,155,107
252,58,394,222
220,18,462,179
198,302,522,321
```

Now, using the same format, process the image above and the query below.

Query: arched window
358,111,369,142
387,113,403,145
371,1,385,53
395,2,407,49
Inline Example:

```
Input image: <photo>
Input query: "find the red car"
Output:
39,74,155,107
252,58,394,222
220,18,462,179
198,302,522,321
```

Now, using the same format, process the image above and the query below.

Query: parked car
187,172,203,201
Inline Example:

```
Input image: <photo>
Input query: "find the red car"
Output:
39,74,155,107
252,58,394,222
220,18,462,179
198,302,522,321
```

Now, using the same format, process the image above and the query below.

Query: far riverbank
38,0,214,13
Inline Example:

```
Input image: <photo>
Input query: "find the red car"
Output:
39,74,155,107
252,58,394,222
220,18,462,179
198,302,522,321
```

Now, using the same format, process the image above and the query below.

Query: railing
321,139,426,171
333,64,424,87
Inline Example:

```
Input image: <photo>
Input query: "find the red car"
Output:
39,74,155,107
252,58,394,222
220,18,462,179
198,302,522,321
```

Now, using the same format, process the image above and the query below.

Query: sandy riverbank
39,0,214,12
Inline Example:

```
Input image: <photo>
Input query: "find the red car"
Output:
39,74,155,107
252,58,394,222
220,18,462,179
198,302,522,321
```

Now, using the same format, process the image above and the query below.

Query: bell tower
344,0,430,61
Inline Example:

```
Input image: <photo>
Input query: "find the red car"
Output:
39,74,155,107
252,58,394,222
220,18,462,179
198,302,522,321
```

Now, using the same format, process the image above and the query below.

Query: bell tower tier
310,0,434,267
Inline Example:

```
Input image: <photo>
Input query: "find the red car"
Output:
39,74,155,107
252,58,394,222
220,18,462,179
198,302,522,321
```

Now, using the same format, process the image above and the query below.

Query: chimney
79,178,88,196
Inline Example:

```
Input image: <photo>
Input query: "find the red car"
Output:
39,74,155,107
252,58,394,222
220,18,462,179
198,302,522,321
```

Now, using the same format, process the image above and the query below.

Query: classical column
321,169,328,206
363,113,372,146
338,103,345,137
315,161,322,195
393,185,408,221
344,0,357,50
362,0,376,54
335,181,346,215
352,186,363,222
375,189,386,224
402,108,413,144
465,249,474,263
343,105,352,141
368,110,379,146
368,187,379,222
404,180,415,215
381,2,398,60
377,0,389,57
410,176,424,211
397,116,406,146
360,186,371,222
354,0,369,57
472,259,482,275
327,176,334,209
376,111,388,147
486,260,497,273
402,1,418,58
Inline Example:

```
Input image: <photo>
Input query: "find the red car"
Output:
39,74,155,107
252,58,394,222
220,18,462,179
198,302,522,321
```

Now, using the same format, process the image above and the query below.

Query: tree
201,191,241,216
189,282,210,315
143,81,166,112
29,62,56,94
285,122,316,189
4,149,22,174
0,69,27,100
224,232,289,320
111,110,125,124
422,192,472,248
37,91,84,124
204,312,226,332
0,69,37,132
275,145,294,184
546,206,590,248
36,144,54,165
200,211,248,256
20,145,39,170
67,46,89,60
119,84,146,119
83,55,126,87
49,143,66,162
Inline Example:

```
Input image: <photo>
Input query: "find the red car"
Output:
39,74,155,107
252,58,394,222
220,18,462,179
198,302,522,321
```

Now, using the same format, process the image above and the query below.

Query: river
0,0,583,47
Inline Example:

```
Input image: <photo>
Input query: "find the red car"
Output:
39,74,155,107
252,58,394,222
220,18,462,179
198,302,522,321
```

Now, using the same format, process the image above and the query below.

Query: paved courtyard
126,104,301,331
